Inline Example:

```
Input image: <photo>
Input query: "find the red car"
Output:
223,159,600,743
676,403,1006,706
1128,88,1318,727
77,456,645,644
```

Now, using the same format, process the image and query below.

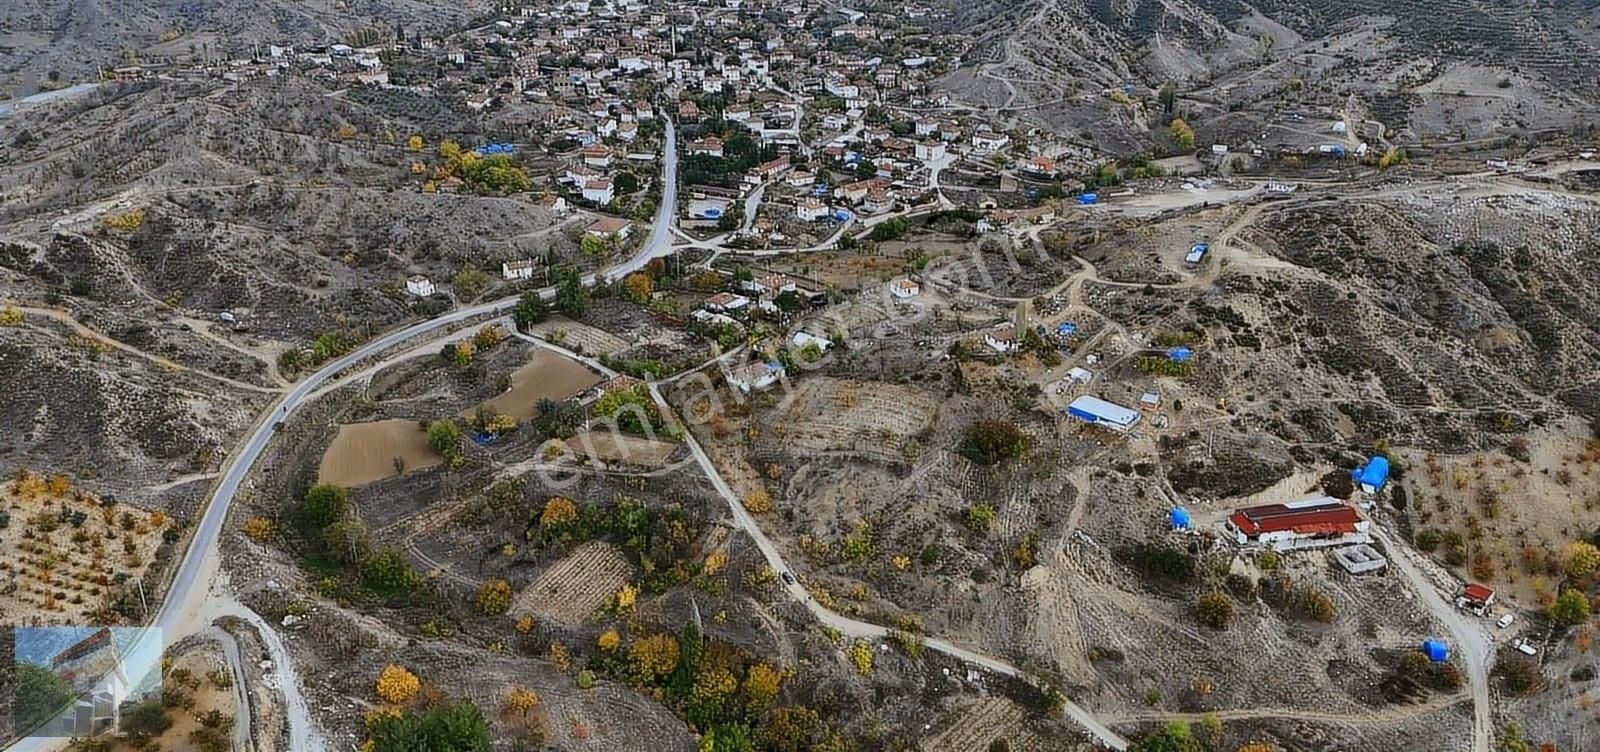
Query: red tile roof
1228,500,1362,538
1462,584,1495,603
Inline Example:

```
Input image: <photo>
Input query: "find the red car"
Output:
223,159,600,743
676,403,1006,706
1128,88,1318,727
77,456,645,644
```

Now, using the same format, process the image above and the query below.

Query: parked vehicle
1497,613,1515,629
1514,639,1537,656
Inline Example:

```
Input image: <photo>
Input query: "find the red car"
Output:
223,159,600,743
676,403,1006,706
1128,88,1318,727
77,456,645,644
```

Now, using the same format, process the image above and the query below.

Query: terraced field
513,541,634,625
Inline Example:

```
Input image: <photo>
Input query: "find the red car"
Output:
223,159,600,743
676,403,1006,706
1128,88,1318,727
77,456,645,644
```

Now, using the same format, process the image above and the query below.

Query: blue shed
1169,507,1192,530
1169,347,1194,362
1422,639,1449,663
832,209,852,222
1057,322,1077,337
1076,193,1099,205
1353,456,1390,494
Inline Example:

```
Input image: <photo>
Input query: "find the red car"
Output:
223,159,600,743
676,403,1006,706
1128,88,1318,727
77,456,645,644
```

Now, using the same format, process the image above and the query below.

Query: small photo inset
11,626,162,741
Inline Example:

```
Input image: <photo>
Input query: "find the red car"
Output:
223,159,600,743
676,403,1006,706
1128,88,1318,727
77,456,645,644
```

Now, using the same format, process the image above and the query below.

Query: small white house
703,292,750,313
582,178,616,205
797,198,829,222
502,259,539,281
406,275,436,297
887,278,920,299
984,323,1021,353
726,360,784,392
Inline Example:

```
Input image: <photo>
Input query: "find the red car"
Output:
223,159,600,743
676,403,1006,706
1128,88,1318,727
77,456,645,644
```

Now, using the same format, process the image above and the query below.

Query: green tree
427,420,463,460
1169,118,1196,151
513,290,548,330
1564,541,1600,578
302,483,348,528
121,699,171,738
1195,591,1234,629
321,520,372,564
1158,82,1177,114
959,420,1030,465
367,701,491,752
1129,721,1202,752
15,663,75,736
556,267,588,318
363,547,420,594
1549,588,1591,626
615,172,640,194
451,263,489,300
531,398,582,439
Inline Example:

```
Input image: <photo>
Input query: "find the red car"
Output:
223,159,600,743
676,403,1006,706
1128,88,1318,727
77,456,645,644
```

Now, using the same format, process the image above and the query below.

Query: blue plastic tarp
1169,507,1191,530
1170,347,1194,362
1423,640,1449,662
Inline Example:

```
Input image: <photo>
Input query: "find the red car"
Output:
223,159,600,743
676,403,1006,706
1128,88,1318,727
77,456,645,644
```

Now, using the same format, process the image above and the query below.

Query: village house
688,136,726,157
581,144,614,168
502,259,540,281
796,198,830,222
726,360,785,392
406,275,436,297
862,184,893,214
586,217,633,239
703,292,751,314
887,277,921,299
582,178,616,205
984,322,1021,353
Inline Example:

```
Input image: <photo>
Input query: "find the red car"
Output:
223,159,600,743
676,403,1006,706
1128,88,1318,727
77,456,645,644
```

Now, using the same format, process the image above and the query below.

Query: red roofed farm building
1224,496,1371,552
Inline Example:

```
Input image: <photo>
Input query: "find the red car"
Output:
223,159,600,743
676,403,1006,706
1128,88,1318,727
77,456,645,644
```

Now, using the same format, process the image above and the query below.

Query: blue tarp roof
1057,322,1077,335
1422,639,1449,662
1169,507,1191,530
1169,347,1194,362
1076,193,1099,205
1353,456,1390,491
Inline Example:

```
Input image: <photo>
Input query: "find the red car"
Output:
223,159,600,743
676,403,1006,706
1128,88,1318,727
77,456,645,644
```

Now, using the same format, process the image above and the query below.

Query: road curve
4,119,679,752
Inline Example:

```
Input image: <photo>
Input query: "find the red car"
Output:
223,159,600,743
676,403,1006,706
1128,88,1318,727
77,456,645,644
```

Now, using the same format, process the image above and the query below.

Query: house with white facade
406,275,436,297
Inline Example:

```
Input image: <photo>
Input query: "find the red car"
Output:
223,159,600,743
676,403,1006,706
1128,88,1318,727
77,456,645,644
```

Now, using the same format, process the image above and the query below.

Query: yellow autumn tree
540,497,578,528
614,583,637,610
628,634,680,685
505,687,540,716
0,304,23,326
375,664,420,704
597,629,621,651
743,489,772,514
407,135,424,152
477,579,513,615
623,272,654,303
48,474,71,496
243,517,274,540
742,663,781,710
704,551,728,575
849,640,873,676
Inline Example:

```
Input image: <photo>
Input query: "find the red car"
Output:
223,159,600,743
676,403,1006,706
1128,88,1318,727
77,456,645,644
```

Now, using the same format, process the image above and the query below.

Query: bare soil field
564,431,680,468
317,419,440,487
749,376,941,467
0,475,170,624
526,316,631,357
513,541,635,625
474,348,602,421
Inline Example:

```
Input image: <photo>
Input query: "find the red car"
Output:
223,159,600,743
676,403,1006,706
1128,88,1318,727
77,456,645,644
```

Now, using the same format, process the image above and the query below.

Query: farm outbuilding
1065,395,1140,432
1353,456,1390,493
1224,496,1371,551
1423,640,1449,663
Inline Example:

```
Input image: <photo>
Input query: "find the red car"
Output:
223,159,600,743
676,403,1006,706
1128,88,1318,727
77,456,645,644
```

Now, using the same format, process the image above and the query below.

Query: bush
302,484,348,528
375,664,421,704
15,663,75,736
476,579,513,615
1414,528,1444,552
321,520,371,564
1126,542,1196,582
959,420,1029,465
367,701,491,752
363,547,421,595
1195,591,1234,629
1549,589,1591,626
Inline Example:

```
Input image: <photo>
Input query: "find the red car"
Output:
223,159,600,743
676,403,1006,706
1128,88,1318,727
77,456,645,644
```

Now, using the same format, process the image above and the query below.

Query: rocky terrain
0,0,490,89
